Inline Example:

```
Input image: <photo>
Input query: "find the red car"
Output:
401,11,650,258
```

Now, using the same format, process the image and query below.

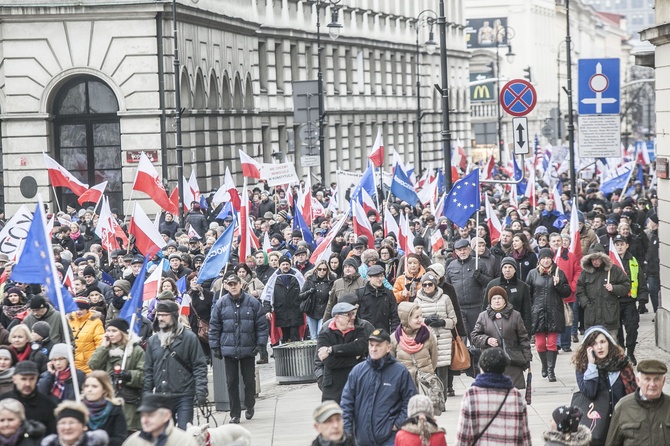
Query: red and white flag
188,170,200,203
360,188,378,221
524,167,536,207
569,206,582,258
128,202,167,257
398,213,415,254
63,266,75,293
187,226,201,239
262,232,272,252
430,228,444,253
78,181,107,206
95,197,120,252
142,260,164,301
384,207,399,238
453,139,468,173
297,176,313,226
211,167,241,210
181,174,197,211
352,200,375,249
43,154,89,196
239,178,255,261
310,212,349,264
609,237,625,271
483,155,496,180
485,197,502,245
168,186,179,215
368,127,384,168
132,152,177,214
239,149,262,179
180,293,191,316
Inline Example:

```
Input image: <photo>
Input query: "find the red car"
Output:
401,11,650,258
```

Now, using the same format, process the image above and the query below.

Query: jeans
306,316,322,340
571,301,580,335
223,356,256,419
171,394,194,429
648,275,660,312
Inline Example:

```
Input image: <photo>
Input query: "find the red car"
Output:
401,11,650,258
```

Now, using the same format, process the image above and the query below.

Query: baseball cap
368,328,391,343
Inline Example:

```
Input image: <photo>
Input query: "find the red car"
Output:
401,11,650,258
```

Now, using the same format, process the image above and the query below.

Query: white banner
0,205,33,257
261,162,299,187
336,170,363,210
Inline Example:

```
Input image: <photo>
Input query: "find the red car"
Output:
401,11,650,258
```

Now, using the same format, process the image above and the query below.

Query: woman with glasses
300,261,336,340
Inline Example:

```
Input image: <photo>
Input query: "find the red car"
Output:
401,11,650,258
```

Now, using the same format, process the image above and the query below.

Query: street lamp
565,0,577,197
316,0,342,187
495,27,515,163
414,10,437,174
437,0,453,242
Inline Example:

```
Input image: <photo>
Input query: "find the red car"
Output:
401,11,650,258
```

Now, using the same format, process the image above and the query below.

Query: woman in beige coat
391,302,438,390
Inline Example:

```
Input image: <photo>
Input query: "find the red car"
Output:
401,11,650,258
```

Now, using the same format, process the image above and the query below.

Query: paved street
200,312,670,445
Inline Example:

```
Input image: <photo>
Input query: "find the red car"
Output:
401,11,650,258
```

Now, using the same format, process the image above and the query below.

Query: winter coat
300,272,336,320
37,368,86,404
264,270,304,327
143,323,209,398
88,343,145,431
605,390,670,446
241,275,265,300
576,361,633,422
84,402,126,446
162,265,193,281
445,255,492,309
158,218,180,239
512,250,538,282
315,319,369,403
391,328,438,378
618,251,649,304
436,279,467,338
396,419,447,446
254,264,276,284
479,248,501,280
184,211,207,237
554,249,582,303
188,287,214,336
310,433,356,446
483,277,533,335
122,419,198,446
527,265,571,334
323,274,366,321
355,283,400,333
209,292,268,359
576,251,631,331
393,266,426,304
0,387,56,435
23,305,71,344
341,354,417,446
415,287,457,367
69,311,105,374
646,229,659,276
258,199,275,217
14,421,46,446
542,425,591,446
41,430,109,446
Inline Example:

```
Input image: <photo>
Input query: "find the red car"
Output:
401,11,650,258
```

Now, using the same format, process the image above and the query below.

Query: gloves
119,371,132,382
212,350,223,360
196,394,207,406
432,318,446,328
423,314,439,326
252,345,262,356
473,270,481,279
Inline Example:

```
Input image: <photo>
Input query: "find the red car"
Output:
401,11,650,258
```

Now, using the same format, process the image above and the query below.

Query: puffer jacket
143,323,208,398
527,265,572,334
445,255,492,309
391,327,438,377
414,287,457,367
483,276,532,335
264,269,304,327
323,274,366,321
69,311,105,373
576,250,630,331
355,283,400,332
209,292,268,359
300,272,336,320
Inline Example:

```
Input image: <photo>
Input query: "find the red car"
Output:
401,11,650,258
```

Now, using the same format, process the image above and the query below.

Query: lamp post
437,0,454,242
316,0,342,187
172,0,185,225
414,10,437,175
495,28,515,163
565,0,577,197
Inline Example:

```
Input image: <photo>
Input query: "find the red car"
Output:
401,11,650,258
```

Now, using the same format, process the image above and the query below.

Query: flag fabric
181,175,197,212
351,200,375,248
601,167,634,195
119,255,149,334
132,152,177,214
524,167,536,206
384,207,400,238
293,206,316,249
100,271,115,287
187,226,201,239
239,178,255,261
514,157,527,196
485,197,502,244
43,154,89,196
12,198,78,314
430,228,444,253
443,169,480,228
188,170,200,204
199,194,209,211
553,181,564,215
239,149,262,179
609,237,625,271
368,127,384,167
179,293,191,316
197,219,236,283
483,155,496,180
350,162,376,204
142,260,164,301
77,182,107,206
176,276,187,296
262,232,272,252
297,176,313,226
360,187,378,220
215,202,235,221
63,266,75,293
212,167,241,210
391,162,419,206
168,186,179,214
95,197,120,252
399,213,415,254
453,139,468,172
568,205,582,258
310,212,349,264
128,202,167,257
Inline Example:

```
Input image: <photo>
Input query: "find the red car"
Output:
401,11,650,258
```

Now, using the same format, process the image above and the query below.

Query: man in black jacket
645,214,659,313
355,265,399,332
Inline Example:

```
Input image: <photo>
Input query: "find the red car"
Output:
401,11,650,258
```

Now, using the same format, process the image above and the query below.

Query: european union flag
197,218,236,283
101,271,114,287
216,202,235,220
350,162,376,203
199,195,209,211
119,255,149,334
514,157,527,196
12,201,77,313
293,207,316,249
176,276,187,297
602,168,633,195
443,169,480,228
391,163,419,206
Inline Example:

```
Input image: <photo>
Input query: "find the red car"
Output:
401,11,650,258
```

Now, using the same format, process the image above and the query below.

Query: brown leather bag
450,327,471,371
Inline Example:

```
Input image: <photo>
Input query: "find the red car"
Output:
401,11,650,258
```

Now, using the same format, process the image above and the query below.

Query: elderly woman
81,372,127,446
0,347,15,394
87,319,144,433
41,401,109,446
393,254,425,303
0,398,45,446
37,344,85,404
9,325,47,373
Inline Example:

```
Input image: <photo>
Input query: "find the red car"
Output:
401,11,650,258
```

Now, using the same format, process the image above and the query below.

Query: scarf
328,318,354,335
84,399,113,430
394,324,430,354
538,263,554,276
51,367,72,400
512,248,528,261
10,346,31,362
70,230,81,240
2,302,29,320
0,431,20,446
598,355,637,395
111,294,126,310
472,372,514,389
0,367,14,384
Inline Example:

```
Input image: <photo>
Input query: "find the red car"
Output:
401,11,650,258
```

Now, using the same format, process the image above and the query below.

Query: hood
400,419,444,437
397,301,421,329
542,425,592,446
580,251,611,273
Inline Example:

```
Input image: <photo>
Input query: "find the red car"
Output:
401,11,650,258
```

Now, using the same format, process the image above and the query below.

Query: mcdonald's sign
470,72,495,103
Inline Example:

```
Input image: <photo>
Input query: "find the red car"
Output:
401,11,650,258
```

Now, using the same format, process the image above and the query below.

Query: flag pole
50,186,62,213
120,313,136,370
124,193,135,226
475,212,480,270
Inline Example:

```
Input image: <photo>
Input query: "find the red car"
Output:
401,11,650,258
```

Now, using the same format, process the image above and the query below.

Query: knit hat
534,226,548,235
407,394,434,419
479,347,509,374
420,273,438,286
49,343,71,361
342,258,359,269
107,318,130,334
113,279,131,295
83,266,96,277
500,257,517,270
278,210,289,221
156,290,175,302
488,286,508,303
427,263,445,279
583,325,617,346
73,296,91,310
28,295,48,310
552,406,583,434
0,348,12,363
31,321,51,340
278,255,292,266
5,287,22,299
469,236,485,249
538,248,554,260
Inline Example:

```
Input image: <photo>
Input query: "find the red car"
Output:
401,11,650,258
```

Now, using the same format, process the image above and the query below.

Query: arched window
53,76,122,211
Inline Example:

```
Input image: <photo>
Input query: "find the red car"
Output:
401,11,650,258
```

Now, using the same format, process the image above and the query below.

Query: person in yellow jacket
69,295,104,373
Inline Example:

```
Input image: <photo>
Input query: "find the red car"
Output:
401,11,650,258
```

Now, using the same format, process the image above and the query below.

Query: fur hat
488,286,508,303
479,347,510,374
156,301,179,315
407,394,434,419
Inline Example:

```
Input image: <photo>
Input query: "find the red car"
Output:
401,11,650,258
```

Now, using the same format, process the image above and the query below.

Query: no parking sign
500,79,537,117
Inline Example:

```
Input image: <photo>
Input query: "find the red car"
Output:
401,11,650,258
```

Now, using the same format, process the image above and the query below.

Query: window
259,41,268,92
275,42,284,92
345,49,353,94
290,44,299,81
332,47,341,94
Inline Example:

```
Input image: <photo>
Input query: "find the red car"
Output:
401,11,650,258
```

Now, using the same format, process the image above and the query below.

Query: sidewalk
202,312,670,445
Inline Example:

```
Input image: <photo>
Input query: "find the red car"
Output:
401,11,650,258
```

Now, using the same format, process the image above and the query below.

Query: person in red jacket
395,394,446,446
549,233,582,352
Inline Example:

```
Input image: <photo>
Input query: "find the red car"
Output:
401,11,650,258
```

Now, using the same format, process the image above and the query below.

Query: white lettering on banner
395,178,413,191
205,244,230,261
261,162,299,187
336,170,364,210
0,205,33,256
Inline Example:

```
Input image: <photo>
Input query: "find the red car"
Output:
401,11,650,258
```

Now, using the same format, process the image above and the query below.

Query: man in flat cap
605,359,670,446
311,400,355,446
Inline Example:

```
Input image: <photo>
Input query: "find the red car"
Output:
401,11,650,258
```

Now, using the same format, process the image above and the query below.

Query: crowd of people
0,166,664,446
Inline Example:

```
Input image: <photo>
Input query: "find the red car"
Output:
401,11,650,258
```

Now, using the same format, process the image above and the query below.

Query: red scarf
397,326,426,354
10,346,30,362
328,318,354,335
51,368,72,400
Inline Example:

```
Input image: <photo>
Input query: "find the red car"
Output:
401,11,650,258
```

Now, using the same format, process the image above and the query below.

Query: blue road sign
578,58,620,115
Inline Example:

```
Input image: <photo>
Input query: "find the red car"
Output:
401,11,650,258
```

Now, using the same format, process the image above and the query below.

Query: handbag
299,290,316,315
191,306,210,343
493,320,527,368
564,301,574,326
450,326,471,371
411,355,445,415
570,390,611,443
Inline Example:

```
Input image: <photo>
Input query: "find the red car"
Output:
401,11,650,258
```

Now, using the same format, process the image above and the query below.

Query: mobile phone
590,350,596,359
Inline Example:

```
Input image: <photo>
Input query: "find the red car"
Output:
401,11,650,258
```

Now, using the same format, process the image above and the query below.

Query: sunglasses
317,268,328,271
423,283,435,288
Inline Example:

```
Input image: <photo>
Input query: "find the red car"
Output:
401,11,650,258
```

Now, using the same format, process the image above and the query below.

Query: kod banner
261,162,299,187
0,205,33,257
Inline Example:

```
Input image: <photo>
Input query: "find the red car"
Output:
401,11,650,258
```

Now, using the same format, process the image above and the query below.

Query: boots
627,347,637,366
547,351,557,382
538,351,548,378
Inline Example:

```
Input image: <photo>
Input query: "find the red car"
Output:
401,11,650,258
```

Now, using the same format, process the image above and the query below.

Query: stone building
0,0,470,215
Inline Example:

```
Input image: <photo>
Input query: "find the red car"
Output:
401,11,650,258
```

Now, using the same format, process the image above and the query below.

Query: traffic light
523,66,532,82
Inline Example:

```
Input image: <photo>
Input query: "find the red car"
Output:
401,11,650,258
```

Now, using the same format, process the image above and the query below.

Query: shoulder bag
472,388,510,445
410,354,445,415
191,305,210,344
450,326,471,371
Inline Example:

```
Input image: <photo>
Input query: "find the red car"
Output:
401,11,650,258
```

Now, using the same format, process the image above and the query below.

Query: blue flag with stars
119,255,149,334
443,169,480,228
293,206,316,249
12,201,78,313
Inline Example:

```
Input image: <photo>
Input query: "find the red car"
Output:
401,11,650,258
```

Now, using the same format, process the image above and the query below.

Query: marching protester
0,398,46,446
37,344,85,404
41,401,109,446
395,395,447,446
81,372,127,446
300,260,336,340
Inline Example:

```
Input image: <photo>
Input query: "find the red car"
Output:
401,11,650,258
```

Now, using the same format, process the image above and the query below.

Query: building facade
0,0,470,215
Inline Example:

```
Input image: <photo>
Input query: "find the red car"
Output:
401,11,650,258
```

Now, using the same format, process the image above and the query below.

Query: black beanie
107,318,130,334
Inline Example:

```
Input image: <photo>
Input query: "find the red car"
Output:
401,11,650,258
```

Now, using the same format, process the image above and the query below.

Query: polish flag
524,167,536,207
312,197,325,219
398,213,415,254
483,155,496,180
262,232,272,252
63,266,75,293
43,154,89,196
609,237,625,272
211,167,241,210
239,178,254,261
78,182,107,206
179,293,191,316
168,186,179,215
142,260,164,301
128,202,167,257
298,177,313,226
453,139,468,172
95,197,120,252
352,199,375,248
188,170,200,202
485,197,502,245
553,183,564,215
430,228,445,253
310,212,349,264
181,175,197,212
360,188,378,221
569,206,582,258
368,127,384,168
384,207,400,238
239,149,262,179
132,152,177,214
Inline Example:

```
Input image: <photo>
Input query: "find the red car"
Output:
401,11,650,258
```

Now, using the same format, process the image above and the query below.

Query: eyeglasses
337,311,357,319
423,283,435,288
317,268,328,271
